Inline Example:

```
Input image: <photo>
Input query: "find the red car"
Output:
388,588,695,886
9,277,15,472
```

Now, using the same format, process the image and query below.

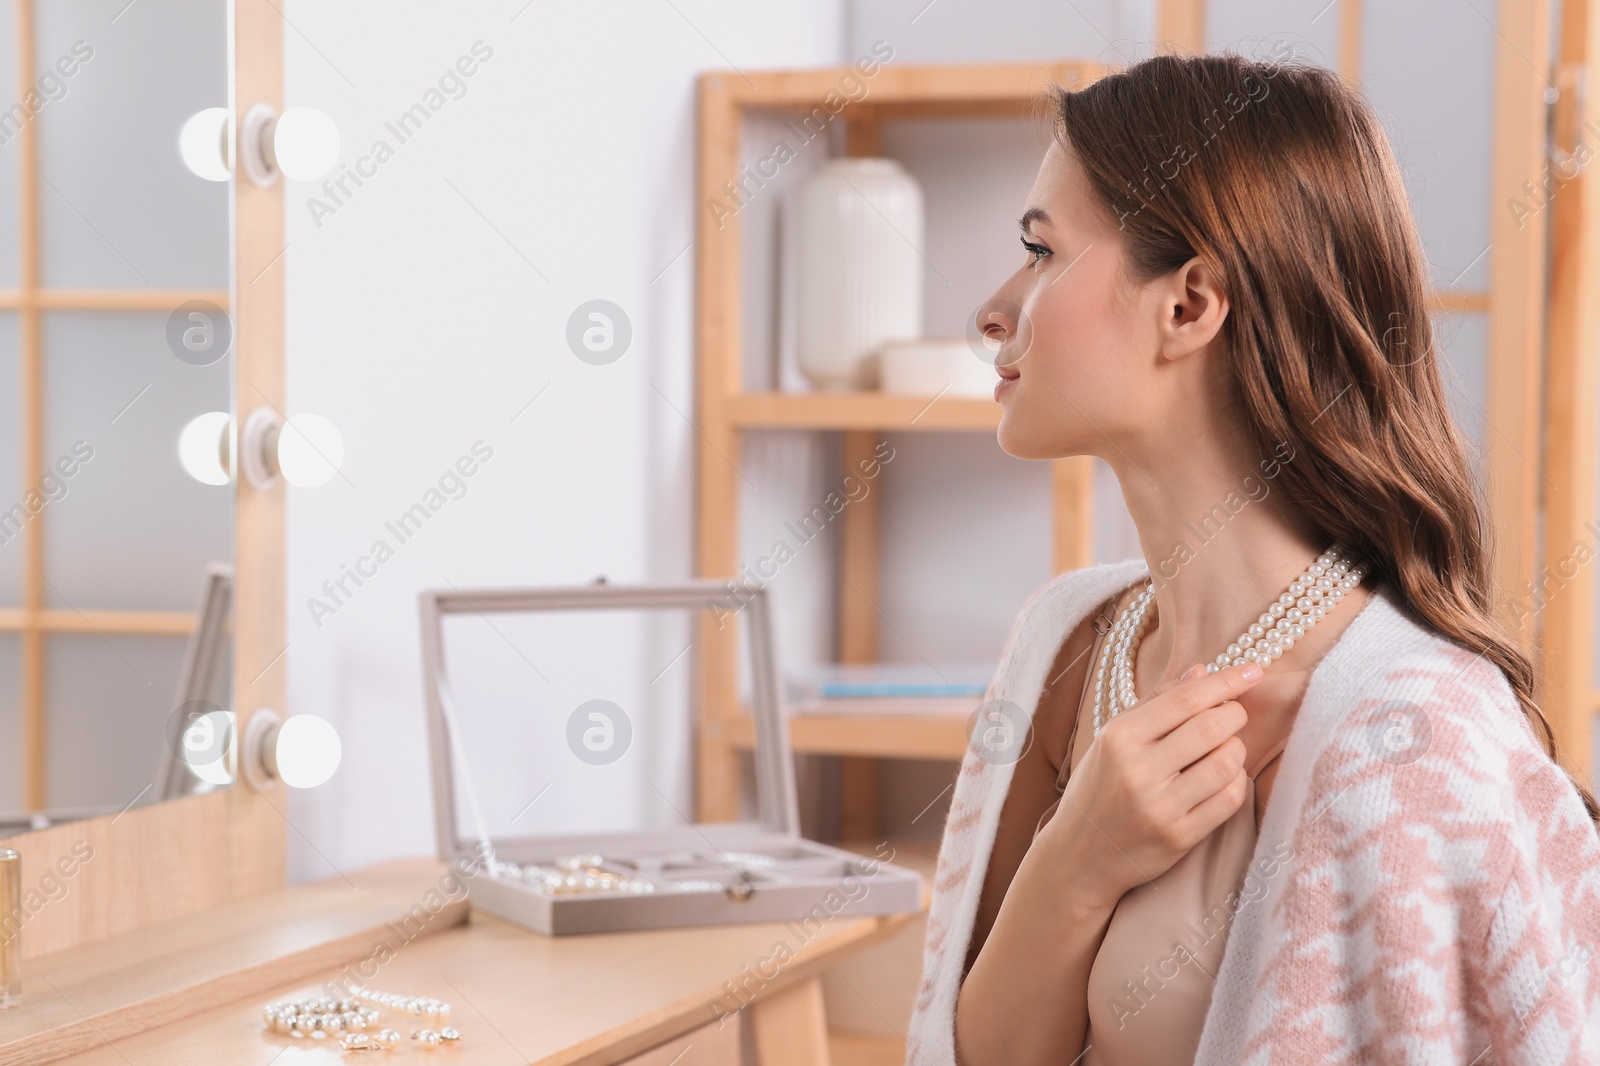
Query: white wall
282,1,849,880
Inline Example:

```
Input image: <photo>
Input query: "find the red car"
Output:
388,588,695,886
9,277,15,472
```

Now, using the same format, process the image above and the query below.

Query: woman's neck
1120,503,1339,688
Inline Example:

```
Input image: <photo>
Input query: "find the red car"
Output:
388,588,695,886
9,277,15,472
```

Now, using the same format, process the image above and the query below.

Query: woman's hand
1037,660,1265,907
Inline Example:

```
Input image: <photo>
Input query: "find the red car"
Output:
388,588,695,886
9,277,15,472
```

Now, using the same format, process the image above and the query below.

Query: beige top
1031,598,1290,1066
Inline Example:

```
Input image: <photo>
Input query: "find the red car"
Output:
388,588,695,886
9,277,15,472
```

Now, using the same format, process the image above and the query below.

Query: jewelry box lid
418,579,798,867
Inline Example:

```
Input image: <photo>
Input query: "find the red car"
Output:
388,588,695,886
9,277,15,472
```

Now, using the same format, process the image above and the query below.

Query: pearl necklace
261,987,461,1051
1091,546,1367,739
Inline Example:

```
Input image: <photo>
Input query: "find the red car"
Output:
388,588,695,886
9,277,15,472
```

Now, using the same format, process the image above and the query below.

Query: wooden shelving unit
691,59,1107,839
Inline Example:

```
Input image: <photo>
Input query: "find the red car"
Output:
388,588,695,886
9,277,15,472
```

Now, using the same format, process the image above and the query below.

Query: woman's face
983,140,1201,462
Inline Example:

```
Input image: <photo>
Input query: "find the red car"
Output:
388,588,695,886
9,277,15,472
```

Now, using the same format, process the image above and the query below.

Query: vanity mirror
0,0,289,965
0,0,236,833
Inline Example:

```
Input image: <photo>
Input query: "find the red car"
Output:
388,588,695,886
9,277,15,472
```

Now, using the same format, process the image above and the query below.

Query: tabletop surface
44,859,918,1066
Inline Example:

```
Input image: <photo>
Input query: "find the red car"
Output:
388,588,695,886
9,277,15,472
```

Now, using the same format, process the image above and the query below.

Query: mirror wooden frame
5,0,287,961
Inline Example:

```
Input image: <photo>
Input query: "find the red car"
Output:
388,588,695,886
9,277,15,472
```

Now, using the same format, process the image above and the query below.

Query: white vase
794,158,924,390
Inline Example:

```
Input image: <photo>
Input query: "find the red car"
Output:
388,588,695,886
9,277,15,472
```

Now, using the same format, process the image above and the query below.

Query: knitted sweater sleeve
1237,649,1600,1064
1473,755,1600,1063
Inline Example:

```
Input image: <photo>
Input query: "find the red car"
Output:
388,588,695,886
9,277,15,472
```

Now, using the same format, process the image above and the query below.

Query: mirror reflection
0,0,234,835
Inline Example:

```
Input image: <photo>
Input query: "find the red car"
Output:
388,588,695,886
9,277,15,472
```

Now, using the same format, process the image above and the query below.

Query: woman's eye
1020,236,1051,266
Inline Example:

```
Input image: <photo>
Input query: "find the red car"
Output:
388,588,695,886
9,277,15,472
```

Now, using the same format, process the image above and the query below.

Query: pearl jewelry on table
1091,546,1367,739
261,996,380,1038
557,853,605,870
718,851,778,868
491,856,659,896
264,987,459,1051
350,985,451,1019
339,1029,402,1052
412,1026,462,1048
491,853,770,896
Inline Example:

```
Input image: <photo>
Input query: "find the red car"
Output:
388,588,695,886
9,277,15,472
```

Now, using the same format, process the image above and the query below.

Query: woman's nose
973,297,1029,367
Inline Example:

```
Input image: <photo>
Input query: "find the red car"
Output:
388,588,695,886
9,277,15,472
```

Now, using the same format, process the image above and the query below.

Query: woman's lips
994,365,1019,399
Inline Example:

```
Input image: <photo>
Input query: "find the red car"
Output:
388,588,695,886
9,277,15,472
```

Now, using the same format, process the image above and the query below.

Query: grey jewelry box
419,579,924,936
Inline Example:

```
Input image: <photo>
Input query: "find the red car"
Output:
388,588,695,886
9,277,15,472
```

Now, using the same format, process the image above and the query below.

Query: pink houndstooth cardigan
907,556,1600,1065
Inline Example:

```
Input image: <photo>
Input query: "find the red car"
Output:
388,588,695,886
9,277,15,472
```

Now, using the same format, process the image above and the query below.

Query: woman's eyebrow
1018,207,1053,234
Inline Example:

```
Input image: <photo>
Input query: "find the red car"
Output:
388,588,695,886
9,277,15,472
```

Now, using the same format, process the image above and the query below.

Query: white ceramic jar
793,158,924,390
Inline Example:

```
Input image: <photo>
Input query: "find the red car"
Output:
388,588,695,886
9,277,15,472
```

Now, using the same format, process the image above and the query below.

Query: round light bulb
179,107,231,182
273,107,340,181
277,413,344,487
274,714,342,789
178,411,232,486
181,709,236,785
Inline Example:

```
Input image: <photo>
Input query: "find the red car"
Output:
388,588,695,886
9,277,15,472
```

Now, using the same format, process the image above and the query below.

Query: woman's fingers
1152,698,1250,776
1052,658,1265,900
1169,734,1248,812
1177,765,1250,838
1112,661,1264,745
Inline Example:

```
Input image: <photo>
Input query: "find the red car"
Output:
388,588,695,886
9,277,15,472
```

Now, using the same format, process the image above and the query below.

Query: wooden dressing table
7,859,920,1066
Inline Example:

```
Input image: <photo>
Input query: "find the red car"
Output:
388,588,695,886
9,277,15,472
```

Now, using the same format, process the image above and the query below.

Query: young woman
906,53,1600,1066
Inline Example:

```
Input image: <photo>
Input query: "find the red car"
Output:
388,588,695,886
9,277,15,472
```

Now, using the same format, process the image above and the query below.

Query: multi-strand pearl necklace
1091,546,1367,739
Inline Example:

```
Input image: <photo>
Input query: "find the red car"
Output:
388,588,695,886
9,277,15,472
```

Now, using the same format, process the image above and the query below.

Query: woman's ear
1158,256,1229,362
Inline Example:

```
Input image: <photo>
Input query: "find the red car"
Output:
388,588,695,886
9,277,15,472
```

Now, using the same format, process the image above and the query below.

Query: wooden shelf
709,59,1107,111
724,710,970,761
728,391,1000,431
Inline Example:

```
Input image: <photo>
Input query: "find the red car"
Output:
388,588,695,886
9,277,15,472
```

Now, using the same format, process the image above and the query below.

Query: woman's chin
997,414,1083,461
995,418,1053,460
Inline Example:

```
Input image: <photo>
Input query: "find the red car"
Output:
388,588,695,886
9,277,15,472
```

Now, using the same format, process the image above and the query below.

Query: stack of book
783,661,995,716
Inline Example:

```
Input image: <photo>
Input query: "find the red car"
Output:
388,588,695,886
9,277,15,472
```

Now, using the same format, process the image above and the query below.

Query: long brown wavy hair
1045,50,1599,823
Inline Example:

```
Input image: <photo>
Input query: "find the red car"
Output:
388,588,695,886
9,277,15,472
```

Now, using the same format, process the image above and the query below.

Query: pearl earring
340,1028,401,1052
412,1026,463,1049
